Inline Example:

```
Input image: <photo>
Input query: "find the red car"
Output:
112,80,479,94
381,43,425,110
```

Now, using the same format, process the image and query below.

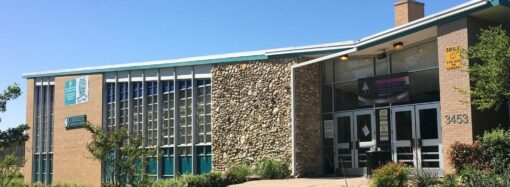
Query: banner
64,76,89,106
358,73,409,106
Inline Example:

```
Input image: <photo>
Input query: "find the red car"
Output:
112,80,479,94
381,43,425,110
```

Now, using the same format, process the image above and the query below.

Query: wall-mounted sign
324,120,334,139
358,73,410,106
378,109,389,141
65,115,87,129
445,46,462,70
445,114,469,124
64,76,89,106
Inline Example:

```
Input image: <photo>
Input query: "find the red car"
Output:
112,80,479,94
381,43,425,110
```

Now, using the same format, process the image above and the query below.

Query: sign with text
65,115,87,129
64,76,89,106
324,120,334,139
358,73,410,106
445,46,462,70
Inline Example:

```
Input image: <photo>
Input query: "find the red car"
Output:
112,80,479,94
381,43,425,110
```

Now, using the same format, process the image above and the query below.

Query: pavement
230,177,369,187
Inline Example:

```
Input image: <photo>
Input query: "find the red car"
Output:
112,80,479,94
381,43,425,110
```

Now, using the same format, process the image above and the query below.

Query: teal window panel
163,157,174,176
198,156,212,174
178,156,192,174
147,157,158,175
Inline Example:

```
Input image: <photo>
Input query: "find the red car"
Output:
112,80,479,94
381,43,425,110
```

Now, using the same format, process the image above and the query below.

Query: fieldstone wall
293,63,322,177
211,57,323,177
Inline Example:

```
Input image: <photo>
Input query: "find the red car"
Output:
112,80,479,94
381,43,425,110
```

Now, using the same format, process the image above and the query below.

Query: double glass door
391,104,443,174
335,110,376,176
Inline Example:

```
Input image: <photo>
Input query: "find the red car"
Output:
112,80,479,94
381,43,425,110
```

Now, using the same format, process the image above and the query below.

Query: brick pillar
437,18,473,174
23,79,35,185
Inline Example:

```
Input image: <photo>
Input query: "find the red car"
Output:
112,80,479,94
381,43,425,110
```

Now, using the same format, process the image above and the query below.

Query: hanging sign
65,115,87,129
358,73,410,106
324,120,334,139
445,46,462,70
64,76,89,106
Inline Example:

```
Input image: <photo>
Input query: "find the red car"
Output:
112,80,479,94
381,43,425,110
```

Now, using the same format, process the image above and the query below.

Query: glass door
415,104,442,174
391,106,417,167
335,112,354,174
353,110,376,170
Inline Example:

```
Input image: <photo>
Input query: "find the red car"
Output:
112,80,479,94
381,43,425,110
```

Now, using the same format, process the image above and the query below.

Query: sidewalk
230,177,369,187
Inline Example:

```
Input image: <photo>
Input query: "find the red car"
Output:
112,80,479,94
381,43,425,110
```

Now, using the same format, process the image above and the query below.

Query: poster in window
358,73,410,106
324,120,334,139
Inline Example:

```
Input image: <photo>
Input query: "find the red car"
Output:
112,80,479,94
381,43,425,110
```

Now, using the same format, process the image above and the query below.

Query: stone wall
212,57,322,174
293,63,322,177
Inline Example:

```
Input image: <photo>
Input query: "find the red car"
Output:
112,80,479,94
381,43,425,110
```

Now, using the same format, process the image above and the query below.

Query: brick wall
437,18,473,174
23,79,34,184
52,74,103,187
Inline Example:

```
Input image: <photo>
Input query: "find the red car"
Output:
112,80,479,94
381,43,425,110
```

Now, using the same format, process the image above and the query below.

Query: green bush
414,170,440,187
179,175,208,187
253,157,290,179
479,128,510,174
32,182,45,187
224,164,250,184
370,162,410,187
151,179,184,187
51,182,84,187
204,172,228,187
459,167,510,187
448,141,492,172
439,174,461,187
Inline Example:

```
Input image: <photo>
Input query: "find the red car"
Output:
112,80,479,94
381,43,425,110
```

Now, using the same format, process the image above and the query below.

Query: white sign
324,120,334,139
362,125,370,137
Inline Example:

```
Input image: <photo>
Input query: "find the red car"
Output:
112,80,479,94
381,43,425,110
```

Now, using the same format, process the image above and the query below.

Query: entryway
333,103,442,176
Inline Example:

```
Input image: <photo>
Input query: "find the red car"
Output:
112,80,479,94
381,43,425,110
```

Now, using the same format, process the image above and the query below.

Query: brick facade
437,18,473,174
23,79,35,185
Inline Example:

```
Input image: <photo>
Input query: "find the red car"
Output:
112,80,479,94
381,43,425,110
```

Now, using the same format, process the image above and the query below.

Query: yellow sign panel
445,46,462,70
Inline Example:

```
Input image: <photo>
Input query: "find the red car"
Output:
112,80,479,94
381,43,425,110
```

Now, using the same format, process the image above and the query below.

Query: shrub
459,167,510,187
32,182,45,187
479,128,510,174
51,182,85,187
253,157,290,179
179,175,208,187
414,169,440,187
224,164,250,184
370,162,410,187
448,141,492,172
151,179,184,187
439,174,460,187
204,172,228,187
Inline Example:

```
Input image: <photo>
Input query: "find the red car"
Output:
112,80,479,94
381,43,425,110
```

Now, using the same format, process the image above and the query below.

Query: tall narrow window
178,80,192,145
196,80,211,144
106,83,116,131
119,82,129,129
33,82,54,185
132,82,143,136
161,81,175,146
146,82,158,146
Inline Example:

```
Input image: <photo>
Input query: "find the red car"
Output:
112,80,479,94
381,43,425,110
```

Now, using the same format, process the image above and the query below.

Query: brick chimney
394,0,424,27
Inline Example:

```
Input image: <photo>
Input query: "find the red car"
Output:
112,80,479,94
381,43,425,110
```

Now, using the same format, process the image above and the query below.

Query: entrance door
335,110,376,176
391,104,442,174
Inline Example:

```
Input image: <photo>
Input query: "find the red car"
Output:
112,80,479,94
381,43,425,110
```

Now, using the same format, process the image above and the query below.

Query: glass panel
322,85,333,113
391,41,438,73
395,111,413,140
356,114,372,142
337,116,351,143
335,58,374,82
334,81,359,111
419,108,438,139
322,114,335,175
322,60,334,84
375,56,390,76
409,69,439,103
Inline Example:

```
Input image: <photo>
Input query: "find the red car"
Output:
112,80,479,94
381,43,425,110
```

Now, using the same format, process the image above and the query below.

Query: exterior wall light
340,55,349,61
393,42,404,50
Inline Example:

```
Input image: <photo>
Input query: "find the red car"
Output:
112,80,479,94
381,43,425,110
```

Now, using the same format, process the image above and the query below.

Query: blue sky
0,0,467,130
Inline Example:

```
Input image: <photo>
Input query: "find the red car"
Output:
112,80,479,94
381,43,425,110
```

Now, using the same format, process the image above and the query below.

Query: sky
0,0,468,130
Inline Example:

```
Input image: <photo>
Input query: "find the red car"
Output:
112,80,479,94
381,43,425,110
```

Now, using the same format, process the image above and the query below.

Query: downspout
290,67,296,177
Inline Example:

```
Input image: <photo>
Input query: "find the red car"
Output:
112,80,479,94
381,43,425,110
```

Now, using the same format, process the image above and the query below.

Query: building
22,0,510,186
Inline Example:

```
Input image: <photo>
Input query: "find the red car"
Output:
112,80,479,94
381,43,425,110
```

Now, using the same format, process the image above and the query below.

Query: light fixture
393,42,404,50
340,55,349,61
377,50,387,59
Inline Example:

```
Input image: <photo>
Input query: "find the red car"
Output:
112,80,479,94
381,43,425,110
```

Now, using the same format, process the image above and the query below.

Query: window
119,83,129,129
146,82,158,146
33,82,54,185
334,57,374,83
162,81,175,146
391,41,438,73
178,80,193,145
196,80,211,144
106,83,116,131
132,82,143,136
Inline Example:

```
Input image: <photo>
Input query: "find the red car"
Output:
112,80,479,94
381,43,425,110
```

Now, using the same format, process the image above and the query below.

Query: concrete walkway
230,177,369,187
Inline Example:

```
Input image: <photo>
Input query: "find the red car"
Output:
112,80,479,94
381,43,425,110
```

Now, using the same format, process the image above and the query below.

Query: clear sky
0,0,468,130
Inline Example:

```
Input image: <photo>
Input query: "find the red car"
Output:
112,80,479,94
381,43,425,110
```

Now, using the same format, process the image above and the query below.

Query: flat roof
23,0,501,78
